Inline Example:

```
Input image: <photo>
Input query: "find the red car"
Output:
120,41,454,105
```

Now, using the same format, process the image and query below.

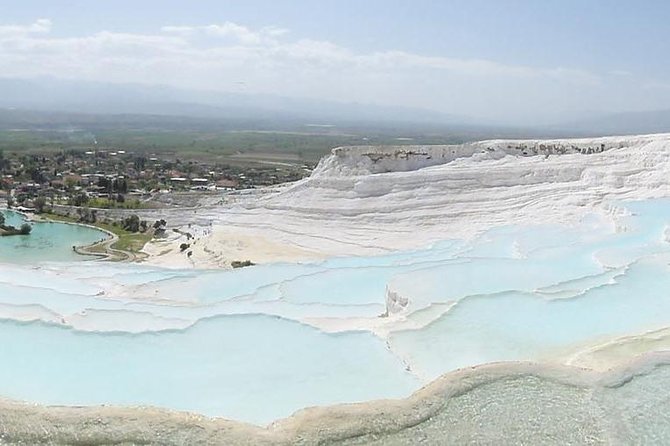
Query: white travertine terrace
143,133,670,267
5,134,670,436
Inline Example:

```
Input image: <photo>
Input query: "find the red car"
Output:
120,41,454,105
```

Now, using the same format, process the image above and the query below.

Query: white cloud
0,18,51,36
0,19,660,123
202,23,262,44
160,25,194,35
162,21,287,46
261,26,289,38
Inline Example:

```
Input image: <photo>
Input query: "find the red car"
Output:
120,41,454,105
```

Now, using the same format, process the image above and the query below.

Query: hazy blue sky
2,0,670,124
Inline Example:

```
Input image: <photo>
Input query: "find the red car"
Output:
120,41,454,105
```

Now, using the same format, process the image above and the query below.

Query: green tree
122,215,141,232
64,177,78,192
33,197,47,214
72,192,89,207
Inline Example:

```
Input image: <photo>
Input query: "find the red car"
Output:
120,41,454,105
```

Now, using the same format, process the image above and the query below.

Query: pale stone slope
144,134,670,267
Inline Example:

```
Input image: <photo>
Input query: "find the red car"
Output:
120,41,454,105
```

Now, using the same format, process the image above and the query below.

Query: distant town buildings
0,148,310,207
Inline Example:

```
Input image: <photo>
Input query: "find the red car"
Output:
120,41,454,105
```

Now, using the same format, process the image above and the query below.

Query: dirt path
74,234,139,261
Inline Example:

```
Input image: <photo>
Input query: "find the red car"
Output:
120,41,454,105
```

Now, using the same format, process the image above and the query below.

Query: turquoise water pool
0,210,109,262
1,200,670,424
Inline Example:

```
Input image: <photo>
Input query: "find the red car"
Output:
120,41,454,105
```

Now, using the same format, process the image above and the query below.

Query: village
0,148,311,210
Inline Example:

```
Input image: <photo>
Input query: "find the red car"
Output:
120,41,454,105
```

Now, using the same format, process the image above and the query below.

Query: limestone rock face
208,134,670,258
385,287,409,315
314,145,485,176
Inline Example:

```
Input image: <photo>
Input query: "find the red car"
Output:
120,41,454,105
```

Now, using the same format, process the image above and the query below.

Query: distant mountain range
553,110,670,136
0,77,473,128
1,77,670,137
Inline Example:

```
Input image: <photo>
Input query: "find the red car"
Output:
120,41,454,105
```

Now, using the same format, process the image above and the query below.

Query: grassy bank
41,212,152,254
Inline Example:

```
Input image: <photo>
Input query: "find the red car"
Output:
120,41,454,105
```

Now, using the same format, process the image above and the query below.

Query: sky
2,0,670,125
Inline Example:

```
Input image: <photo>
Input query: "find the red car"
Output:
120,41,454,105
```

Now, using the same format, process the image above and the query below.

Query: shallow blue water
1,199,670,424
0,315,418,423
0,210,109,262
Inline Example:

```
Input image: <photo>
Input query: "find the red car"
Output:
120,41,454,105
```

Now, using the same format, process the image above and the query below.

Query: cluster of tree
0,213,32,236
0,150,10,172
76,207,98,224
97,177,128,195
134,156,147,170
121,214,148,233
153,219,167,237
70,192,89,207
33,197,47,213
5,195,50,214
69,192,143,209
